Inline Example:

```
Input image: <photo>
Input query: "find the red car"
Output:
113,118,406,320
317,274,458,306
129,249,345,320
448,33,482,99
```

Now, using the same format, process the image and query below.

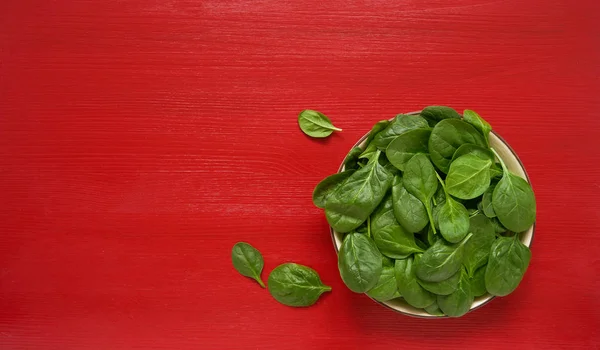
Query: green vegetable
424,300,445,316
392,176,428,233
490,217,508,234
489,162,503,179
385,128,432,171
298,109,342,138
415,233,472,282
268,263,331,307
367,257,401,301
451,143,494,163
418,270,460,295
343,147,363,171
403,153,439,233
365,120,390,145
437,269,473,317
395,256,436,308
481,184,497,218
470,265,487,297
373,114,429,150
485,235,531,296
429,119,486,173
491,149,536,232
446,154,492,200
463,109,492,147
420,106,461,126
358,142,379,160
326,151,393,233
312,170,355,209
435,172,469,243
231,242,266,288
463,214,496,276
338,233,383,293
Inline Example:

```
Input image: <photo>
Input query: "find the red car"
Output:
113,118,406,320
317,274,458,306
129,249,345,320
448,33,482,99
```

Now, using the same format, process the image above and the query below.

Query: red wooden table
1,1,599,349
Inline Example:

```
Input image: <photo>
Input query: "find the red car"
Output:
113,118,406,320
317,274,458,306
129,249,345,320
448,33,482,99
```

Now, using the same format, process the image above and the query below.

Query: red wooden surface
1,0,599,349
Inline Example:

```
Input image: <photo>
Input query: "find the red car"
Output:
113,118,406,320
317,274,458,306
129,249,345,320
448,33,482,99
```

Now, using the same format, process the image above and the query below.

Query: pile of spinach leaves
314,106,535,317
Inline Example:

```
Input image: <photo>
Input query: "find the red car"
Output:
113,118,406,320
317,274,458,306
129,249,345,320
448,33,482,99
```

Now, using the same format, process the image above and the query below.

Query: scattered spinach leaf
298,109,342,138
232,242,266,288
268,263,331,307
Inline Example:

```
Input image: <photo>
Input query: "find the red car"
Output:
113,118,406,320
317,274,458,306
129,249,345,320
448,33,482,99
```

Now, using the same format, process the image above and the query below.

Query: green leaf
428,119,486,173
358,142,379,160
267,263,331,307
418,270,460,295
392,176,428,233
367,257,401,301
385,128,432,171
463,214,496,276
491,149,537,232
403,153,439,233
435,172,469,243
338,233,383,293
231,242,266,288
490,217,508,234
481,184,497,218
451,144,494,163
485,235,531,296
343,147,363,171
446,154,492,200
394,256,436,308
463,109,492,147
415,233,472,282
470,265,487,297
326,151,393,233
298,110,342,138
437,269,473,317
424,300,445,316
312,170,355,209
373,114,429,150
421,106,461,126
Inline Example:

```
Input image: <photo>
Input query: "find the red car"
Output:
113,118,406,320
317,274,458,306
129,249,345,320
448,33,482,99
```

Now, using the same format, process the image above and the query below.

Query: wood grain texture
1,0,599,349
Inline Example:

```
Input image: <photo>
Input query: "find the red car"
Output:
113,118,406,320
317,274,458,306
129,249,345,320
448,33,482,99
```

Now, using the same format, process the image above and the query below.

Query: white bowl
330,112,535,318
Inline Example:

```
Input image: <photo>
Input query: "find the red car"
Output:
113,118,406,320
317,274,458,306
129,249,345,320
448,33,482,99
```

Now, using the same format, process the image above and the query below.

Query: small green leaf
485,235,531,296
298,110,342,138
415,233,472,282
385,128,432,171
463,214,496,276
446,154,492,200
392,175,429,233
470,265,487,297
268,263,331,307
437,269,473,317
463,109,492,147
418,271,460,295
373,114,429,150
367,257,400,301
312,170,355,209
231,242,265,288
481,184,497,218
395,256,436,308
338,233,383,293
403,154,439,233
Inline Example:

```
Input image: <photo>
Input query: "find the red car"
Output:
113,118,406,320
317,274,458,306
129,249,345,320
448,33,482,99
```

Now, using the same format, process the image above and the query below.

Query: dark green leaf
395,256,436,308
358,142,378,160
338,233,383,293
373,114,429,150
428,119,486,173
298,110,342,138
312,170,355,209
343,147,363,171
424,300,445,316
403,154,438,232
421,106,461,125
418,270,460,295
385,128,431,171
392,176,428,233
470,265,487,297
437,197,470,243
481,184,497,218
367,257,400,301
268,263,331,307
491,217,508,234
231,242,265,288
463,109,492,147
446,154,492,200
451,144,494,163
489,162,503,179
415,233,472,282
437,269,473,317
463,214,496,276
485,235,531,296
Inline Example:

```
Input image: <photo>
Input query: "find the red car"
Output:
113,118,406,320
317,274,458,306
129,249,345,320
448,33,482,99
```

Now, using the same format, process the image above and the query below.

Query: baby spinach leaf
343,147,363,171
446,154,492,200
367,257,401,301
392,176,428,233
451,144,494,163
435,172,469,243
415,233,472,282
326,151,393,233
338,233,383,293
298,109,342,138
463,214,496,277
481,184,497,218
437,269,473,317
424,300,445,316
312,170,356,209
371,194,424,259
231,242,266,288
395,256,436,308
470,265,487,297
373,114,429,150
421,106,461,126
490,217,508,234
428,119,486,173
403,154,439,233
385,128,432,171
359,142,379,160
268,263,331,307
463,109,492,147
489,162,503,179
426,225,439,246
418,270,460,295
491,148,536,232
485,235,531,296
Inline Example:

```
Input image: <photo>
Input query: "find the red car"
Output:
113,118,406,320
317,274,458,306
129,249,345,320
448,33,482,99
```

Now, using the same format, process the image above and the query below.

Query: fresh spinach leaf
395,256,436,308
470,265,487,297
403,153,439,233
415,233,472,282
231,242,266,288
298,110,342,138
338,233,383,293
343,147,363,171
485,235,531,296
268,263,331,307
490,217,508,234
489,162,503,179
392,175,429,233
326,151,393,233
418,270,460,295
367,257,401,301
385,128,432,171
437,269,473,317
481,184,497,218
359,142,379,160
373,114,429,150
446,154,492,200
463,109,492,147
490,148,536,232
371,194,424,259
424,300,445,316
435,172,469,243
429,119,486,173
463,214,496,277
312,170,356,209
421,106,461,126
451,144,494,163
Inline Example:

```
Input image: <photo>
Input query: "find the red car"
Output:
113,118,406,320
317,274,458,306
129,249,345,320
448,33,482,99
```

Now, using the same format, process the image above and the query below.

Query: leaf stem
490,147,508,174
256,277,266,288
425,202,436,234
367,216,371,238
331,126,343,132
434,172,449,199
